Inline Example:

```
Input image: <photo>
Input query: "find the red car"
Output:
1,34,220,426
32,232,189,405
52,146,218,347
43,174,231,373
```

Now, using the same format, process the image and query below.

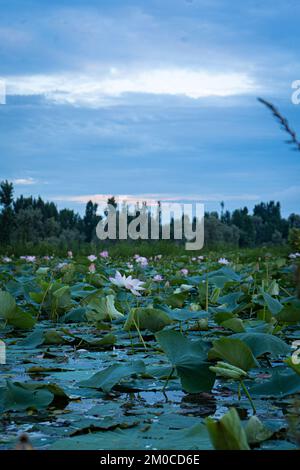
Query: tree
12,207,44,244
231,207,255,247
289,213,300,229
59,208,81,231
83,200,99,242
0,180,15,244
253,201,285,244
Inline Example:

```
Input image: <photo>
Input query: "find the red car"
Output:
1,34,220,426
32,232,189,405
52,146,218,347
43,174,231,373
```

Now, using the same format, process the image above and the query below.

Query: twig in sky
257,97,300,151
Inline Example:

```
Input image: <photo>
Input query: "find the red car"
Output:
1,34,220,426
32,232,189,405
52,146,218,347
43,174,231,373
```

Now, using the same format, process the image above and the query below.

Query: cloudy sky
0,0,300,215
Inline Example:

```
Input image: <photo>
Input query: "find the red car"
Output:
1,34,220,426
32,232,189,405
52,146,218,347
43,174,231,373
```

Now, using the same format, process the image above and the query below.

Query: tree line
0,180,299,252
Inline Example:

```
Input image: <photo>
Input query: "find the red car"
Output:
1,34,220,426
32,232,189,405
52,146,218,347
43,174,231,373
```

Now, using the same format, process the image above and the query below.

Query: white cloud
6,67,258,107
270,185,300,201
13,177,37,186
52,192,261,206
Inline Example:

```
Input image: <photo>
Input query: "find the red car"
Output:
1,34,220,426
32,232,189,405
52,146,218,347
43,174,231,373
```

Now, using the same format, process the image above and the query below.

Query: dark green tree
83,200,99,242
0,180,15,244
231,207,255,247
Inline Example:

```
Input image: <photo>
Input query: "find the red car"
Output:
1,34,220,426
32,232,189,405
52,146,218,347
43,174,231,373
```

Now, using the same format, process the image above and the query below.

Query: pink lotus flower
87,255,97,262
99,250,109,258
180,268,189,276
89,263,96,273
67,251,73,258
20,256,36,263
153,274,163,282
135,256,148,267
109,271,145,296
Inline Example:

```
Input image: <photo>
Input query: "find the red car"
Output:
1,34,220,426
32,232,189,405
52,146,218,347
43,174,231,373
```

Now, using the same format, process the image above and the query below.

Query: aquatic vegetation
0,250,299,450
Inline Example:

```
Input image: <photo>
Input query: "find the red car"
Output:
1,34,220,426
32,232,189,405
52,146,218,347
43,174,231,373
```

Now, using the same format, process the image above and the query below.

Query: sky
0,0,300,216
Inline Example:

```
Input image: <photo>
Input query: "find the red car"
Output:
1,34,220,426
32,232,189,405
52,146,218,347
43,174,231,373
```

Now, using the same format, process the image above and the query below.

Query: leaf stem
240,380,256,414
162,367,175,393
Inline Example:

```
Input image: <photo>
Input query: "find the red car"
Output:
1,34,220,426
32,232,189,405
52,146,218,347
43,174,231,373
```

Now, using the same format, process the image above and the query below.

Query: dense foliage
1,180,300,254
0,250,300,449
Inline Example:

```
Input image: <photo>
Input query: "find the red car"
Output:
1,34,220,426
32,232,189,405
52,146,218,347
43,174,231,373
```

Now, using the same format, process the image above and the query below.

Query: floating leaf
79,361,146,393
0,380,54,411
250,369,300,397
232,332,290,358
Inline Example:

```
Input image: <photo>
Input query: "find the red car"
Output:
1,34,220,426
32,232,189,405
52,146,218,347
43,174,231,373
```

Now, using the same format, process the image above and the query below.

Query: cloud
270,185,300,201
6,67,258,107
52,192,261,207
13,177,37,185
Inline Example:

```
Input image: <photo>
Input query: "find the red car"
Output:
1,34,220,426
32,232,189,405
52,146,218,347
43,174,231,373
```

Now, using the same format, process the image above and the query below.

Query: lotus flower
87,255,97,262
89,263,96,273
153,274,163,281
135,256,148,267
109,271,145,296
218,257,230,265
99,250,109,258
67,251,73,258
2,256,12,263
289,252,300,259
20,256,36,263
180,268,189,276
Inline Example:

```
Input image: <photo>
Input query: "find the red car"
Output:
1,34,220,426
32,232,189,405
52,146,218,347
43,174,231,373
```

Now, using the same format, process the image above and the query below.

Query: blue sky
0,0,299,216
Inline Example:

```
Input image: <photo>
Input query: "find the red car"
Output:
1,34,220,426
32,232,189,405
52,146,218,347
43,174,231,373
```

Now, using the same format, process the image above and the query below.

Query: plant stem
133,318,147,350
205,275,209,312
240,380,256,414
162,367,175,393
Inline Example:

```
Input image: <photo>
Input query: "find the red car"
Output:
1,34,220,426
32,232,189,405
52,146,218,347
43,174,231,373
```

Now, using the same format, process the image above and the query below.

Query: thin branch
257,97,300,151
